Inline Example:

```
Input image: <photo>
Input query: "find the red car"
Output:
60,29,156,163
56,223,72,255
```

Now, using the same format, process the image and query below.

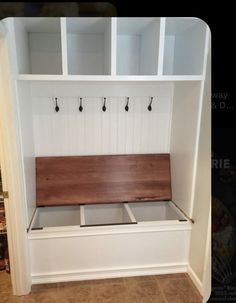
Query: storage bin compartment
117,18,160,75
32,206,80,229
82,203,135,226
66,18,112,75
163,18,206,75
129,201,186,222
14,18,62,74
28,204,191,283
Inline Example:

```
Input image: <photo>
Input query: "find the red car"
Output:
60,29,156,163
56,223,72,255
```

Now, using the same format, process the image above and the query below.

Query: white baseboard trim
187,264,203,296
32,263,188,284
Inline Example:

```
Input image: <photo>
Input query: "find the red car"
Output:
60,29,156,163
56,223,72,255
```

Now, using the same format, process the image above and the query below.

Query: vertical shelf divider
157,17,166,76
111,17,117,75
60,17,68,76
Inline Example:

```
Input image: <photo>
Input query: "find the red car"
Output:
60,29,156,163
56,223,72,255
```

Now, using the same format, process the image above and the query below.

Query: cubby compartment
14,18,62,74
66,18,112,75
82,203,135,226
116,18,160,75
163,18,206,75
128,201,186,223
31,206,80,229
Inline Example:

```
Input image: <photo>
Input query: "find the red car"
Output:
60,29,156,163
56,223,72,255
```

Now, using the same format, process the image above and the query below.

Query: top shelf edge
16,75,204,82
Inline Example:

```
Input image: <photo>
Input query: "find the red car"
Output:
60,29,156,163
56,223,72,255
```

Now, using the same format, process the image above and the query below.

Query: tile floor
0,271,202,303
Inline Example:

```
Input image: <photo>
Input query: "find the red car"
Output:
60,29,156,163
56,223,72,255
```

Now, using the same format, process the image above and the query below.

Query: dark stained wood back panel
36,154,172,206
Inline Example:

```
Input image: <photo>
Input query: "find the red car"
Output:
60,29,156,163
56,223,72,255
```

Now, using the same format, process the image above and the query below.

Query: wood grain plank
36,154,172,206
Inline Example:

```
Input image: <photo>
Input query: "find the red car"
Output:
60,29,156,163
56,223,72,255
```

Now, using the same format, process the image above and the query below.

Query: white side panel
31,83,173,156
140,20,159,75
189,30,211,287
104,20,111,75
16,82,36,226
13,19,30,74
29,229,190,281
0,18,31,295
170,82,201,217
111,18,117,75
60,18,68,75
157,18,166,75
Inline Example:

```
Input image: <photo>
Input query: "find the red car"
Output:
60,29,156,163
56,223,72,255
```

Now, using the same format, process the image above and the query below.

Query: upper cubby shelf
66,18,111,75
163,18,206,75
14,18,62,75
116,18,160,75
12,17,208,80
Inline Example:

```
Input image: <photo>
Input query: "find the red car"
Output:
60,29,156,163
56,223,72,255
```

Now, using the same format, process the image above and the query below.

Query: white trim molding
187,264,203,296
0,19,31,296
32,263,188,284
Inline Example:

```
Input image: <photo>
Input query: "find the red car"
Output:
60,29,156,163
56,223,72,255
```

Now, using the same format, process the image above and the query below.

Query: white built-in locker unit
0,17,211,299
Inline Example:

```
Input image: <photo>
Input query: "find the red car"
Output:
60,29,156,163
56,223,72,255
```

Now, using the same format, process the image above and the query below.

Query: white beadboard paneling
31,83,173,156
116,97,126,154
109,97,118,153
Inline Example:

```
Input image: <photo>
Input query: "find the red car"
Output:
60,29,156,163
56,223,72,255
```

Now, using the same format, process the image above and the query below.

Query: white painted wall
170,82,201,217
31,83,173,156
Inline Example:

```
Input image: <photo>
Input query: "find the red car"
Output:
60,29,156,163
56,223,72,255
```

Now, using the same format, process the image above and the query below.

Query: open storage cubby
31,206,80,229
66,18,112,75
82,203,135,227
14,18,62,74
129,201,186,223
29,201,188,231
163,18,206,75
28,201,191,284
116,18,160,75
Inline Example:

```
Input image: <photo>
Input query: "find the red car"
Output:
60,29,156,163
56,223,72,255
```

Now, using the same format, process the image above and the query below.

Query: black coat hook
102,97,106,112
125,97,129,112
79,97,83,112
148,97,154,111
54,97,59,112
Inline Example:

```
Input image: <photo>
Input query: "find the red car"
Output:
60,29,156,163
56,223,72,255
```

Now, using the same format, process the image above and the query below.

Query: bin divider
80,205,85,226
124,203,137,223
